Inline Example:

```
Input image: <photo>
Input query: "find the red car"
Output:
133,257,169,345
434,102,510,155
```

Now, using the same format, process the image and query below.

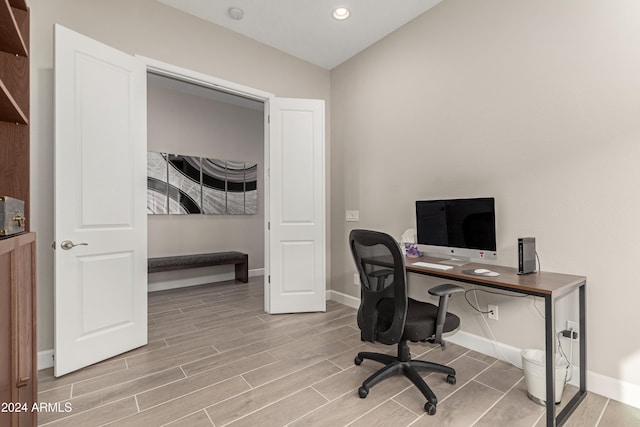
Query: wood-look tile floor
38,277,640,426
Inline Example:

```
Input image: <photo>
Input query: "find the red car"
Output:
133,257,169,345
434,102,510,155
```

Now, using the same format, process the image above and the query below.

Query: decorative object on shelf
404,243,422,258
147,151,257,215
400,228,422,257
0,195,26,237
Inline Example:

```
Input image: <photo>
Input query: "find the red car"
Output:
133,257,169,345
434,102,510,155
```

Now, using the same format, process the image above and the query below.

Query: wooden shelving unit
0,232,36,427
0,1,35,426
0,0,30,228
0,1,28,56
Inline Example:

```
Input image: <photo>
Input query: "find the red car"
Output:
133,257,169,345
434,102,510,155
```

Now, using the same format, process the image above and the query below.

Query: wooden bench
148,251,249,283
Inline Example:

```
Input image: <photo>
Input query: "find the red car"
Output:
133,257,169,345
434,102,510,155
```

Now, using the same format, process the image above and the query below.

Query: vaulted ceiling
157,0,443,69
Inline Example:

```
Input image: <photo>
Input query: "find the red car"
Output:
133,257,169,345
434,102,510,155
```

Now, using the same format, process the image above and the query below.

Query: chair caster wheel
354,356,363,366
358,386,368,398
446,374,456,385
424,402,436,415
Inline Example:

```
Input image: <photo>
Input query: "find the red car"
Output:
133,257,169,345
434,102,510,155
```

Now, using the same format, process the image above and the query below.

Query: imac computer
415,197,497,265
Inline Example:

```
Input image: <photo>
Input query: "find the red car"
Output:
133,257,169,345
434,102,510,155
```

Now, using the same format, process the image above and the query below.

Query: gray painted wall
330,0,640,389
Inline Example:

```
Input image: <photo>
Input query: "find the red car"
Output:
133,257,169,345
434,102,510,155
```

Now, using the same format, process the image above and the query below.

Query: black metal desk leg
556,281,588,426
580,283,586,393
545,294,556,426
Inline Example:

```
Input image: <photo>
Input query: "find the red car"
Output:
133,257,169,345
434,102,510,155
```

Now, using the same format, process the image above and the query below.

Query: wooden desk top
405,255,586,297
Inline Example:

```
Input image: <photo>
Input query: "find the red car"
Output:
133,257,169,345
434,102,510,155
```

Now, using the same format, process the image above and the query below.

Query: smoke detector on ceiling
228,7,244,20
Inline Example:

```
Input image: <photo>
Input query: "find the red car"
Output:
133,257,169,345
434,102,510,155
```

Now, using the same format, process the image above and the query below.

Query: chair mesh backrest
349,230,408,345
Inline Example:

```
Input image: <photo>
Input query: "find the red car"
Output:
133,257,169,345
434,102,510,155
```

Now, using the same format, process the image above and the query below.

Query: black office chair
349,229,464,415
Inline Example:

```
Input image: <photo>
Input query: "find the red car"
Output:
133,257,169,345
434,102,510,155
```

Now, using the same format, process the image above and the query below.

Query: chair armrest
367,268,394,291
428,284,464,346
369,269,394,278
428,283,464,297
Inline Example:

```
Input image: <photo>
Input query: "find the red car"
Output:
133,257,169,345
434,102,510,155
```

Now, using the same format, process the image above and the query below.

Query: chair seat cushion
375,298,460,342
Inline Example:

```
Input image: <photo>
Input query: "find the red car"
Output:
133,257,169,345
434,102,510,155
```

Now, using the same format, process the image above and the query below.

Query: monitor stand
439,257,470,267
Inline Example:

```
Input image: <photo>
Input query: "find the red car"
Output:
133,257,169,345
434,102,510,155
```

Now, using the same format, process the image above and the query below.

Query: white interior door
267,98,326,313
54,25,147,376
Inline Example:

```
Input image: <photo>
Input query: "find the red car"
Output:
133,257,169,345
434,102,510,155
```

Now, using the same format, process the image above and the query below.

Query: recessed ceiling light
228,7,244,20
333,7,350,20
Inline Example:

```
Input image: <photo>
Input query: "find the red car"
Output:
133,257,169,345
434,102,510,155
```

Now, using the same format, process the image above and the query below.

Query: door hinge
267,114,270,124
268,275,271,283
268,222,270,230
51,241,56,250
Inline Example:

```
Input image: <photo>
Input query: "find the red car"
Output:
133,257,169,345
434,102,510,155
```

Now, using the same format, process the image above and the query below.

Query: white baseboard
38,349,54,370
327,289,360,309
446,330,525,369
327,290,640,409
588,370,640,410
148,268,264,292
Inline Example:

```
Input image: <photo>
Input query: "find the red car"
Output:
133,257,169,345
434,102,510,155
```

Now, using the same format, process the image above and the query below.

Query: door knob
60,240,88,250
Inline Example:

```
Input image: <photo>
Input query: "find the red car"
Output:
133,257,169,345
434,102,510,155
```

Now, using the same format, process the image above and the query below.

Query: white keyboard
411,262,453,271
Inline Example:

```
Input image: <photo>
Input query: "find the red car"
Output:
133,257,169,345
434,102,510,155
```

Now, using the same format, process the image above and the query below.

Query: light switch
346,210,359,222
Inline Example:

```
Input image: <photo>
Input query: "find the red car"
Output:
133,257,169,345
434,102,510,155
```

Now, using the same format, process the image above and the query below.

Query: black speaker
518,237,536,274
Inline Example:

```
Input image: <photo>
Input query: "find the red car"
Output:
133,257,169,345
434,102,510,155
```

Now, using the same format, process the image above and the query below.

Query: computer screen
415,197,497,263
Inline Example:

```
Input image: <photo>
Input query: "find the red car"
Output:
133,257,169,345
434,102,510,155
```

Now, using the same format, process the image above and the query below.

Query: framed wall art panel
147,151,169,214
148,151,257,215
167,154,202,214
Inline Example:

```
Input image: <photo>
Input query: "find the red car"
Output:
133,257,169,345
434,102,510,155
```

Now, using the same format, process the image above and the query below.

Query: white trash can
521,349,568,405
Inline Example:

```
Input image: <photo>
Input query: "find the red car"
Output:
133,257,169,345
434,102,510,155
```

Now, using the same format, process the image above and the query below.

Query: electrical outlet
487,304,498,320
353,273,360,286
561,320,579,340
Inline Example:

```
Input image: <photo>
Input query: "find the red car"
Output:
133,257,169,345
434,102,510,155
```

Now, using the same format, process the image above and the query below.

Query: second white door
267,98,326,314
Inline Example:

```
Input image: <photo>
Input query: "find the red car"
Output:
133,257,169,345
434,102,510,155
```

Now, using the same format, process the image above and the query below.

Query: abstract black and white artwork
167,154,202,214
147,152,169,214
202,158,258,215
147,151,257,215
201,158,227,215
244,162,258,215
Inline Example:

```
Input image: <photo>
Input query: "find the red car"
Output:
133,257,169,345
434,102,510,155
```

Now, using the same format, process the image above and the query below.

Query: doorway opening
146,72,266,293
53,26,325,375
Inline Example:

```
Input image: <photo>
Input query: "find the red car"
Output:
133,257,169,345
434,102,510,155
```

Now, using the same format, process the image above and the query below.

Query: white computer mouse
474,268,490,274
